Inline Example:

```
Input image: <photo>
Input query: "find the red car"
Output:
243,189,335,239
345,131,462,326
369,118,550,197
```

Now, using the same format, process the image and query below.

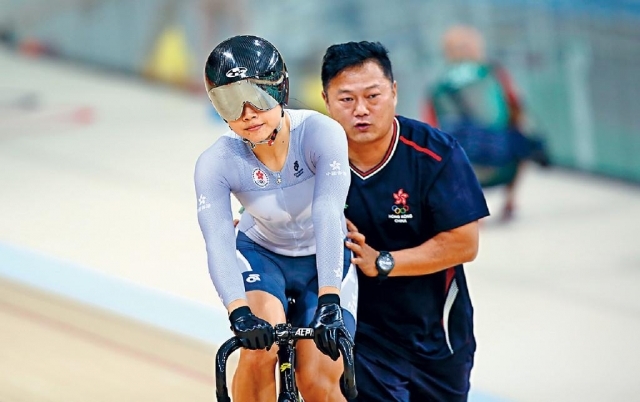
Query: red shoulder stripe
399,136,442,161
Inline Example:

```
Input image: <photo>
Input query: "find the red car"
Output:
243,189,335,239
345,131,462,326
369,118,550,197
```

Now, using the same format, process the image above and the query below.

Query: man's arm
345,219,480,277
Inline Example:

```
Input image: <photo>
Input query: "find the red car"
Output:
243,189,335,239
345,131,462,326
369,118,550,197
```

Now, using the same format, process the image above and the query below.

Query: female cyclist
195,35,357,401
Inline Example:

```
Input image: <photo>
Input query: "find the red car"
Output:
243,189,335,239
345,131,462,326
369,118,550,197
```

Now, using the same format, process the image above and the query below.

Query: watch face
377,253,394,274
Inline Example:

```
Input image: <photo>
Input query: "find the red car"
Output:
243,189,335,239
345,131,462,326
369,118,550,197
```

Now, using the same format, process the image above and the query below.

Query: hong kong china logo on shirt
252,168,269,187
326,160,348,177
388,189,413,223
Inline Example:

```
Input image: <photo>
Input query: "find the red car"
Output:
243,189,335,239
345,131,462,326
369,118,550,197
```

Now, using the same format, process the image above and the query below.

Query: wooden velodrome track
0,277,234,402
1,48,640,402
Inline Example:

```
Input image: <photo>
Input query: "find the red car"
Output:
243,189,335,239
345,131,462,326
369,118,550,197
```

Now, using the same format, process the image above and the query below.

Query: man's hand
309,294,351,361
345,219,379,277
229,306,274,350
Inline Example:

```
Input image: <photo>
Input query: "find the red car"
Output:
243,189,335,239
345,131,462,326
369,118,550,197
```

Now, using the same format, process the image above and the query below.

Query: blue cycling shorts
235,231,357,337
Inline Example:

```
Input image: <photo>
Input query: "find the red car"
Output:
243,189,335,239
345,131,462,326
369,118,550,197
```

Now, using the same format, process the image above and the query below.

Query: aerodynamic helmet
204,35,289,122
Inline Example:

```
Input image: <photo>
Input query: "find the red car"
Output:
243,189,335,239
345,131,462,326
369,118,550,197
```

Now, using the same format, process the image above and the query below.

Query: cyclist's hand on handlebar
228,306,274,350
310,294,351,361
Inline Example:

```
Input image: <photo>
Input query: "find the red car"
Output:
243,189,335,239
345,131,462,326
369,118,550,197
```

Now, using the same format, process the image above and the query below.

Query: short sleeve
427,143,490,233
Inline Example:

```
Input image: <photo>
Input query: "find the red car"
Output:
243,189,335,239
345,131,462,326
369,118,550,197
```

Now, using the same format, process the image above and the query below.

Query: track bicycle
215,299,357,402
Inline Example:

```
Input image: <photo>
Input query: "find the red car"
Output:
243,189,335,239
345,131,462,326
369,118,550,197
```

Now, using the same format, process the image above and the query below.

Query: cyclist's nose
241,103,259,120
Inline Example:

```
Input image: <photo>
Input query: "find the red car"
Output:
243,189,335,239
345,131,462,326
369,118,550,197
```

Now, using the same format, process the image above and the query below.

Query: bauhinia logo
197,194,211,213
388,188,413,223
326,160,348,176
252,168,269,187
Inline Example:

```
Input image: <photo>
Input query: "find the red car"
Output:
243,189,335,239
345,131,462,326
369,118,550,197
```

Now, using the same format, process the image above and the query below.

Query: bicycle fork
277,340,301,402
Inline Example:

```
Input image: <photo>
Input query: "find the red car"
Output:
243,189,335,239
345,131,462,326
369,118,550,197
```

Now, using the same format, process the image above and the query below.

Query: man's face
323,60,397,145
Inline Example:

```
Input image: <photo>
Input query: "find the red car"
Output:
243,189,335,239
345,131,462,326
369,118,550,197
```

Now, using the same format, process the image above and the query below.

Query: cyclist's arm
305,115,351,295
195,148,247,311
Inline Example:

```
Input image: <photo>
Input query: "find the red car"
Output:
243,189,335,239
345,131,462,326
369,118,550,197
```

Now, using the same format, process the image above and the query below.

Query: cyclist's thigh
290,244,357,337
409,350,474,402
275,252,317,327
245,290,286,324
353,343,410,402
236,231,288,313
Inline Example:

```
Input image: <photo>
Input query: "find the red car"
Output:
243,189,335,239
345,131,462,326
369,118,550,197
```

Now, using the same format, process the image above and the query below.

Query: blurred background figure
423,24,550,221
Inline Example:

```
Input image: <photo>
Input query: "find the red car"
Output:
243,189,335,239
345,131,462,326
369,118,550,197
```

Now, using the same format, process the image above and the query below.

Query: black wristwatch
375,251,395,279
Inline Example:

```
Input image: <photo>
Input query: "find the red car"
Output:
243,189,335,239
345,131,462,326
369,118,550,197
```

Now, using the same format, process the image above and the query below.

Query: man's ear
321,90,332,115
392,81,398,107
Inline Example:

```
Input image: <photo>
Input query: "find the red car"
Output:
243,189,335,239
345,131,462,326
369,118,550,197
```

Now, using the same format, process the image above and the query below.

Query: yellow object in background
145,26,192,86
300,76,327,115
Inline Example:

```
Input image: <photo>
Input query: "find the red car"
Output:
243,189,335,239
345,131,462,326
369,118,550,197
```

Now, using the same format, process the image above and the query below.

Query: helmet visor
207,79,280,121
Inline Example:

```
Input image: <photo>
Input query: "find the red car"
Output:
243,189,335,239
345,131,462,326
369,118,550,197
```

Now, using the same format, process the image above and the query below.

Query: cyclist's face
323,60,397,146
227,104,283,144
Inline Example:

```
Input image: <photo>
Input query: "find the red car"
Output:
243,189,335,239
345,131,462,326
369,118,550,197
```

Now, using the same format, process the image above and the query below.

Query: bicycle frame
215,324,356,402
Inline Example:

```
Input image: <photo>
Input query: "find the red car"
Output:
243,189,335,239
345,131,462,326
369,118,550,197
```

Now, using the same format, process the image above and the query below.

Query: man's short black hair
321,41,394,91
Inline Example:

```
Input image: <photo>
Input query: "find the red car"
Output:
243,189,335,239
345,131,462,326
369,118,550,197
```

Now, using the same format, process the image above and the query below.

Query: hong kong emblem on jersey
252,168,269,187
388,188,413,223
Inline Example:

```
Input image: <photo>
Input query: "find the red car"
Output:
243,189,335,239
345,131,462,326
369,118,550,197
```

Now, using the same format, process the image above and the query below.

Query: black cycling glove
229,306,274,350
310,294,351,361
